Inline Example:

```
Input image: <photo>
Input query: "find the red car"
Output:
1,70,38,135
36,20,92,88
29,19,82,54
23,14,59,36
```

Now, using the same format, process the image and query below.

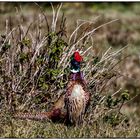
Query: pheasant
64,51,90,125
14,51,90,125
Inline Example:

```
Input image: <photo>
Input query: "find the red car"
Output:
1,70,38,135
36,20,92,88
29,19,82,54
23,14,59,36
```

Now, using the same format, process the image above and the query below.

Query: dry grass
0,3,140,138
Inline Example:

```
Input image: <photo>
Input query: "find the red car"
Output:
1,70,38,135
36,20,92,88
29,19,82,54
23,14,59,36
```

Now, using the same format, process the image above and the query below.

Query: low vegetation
0,3,140,138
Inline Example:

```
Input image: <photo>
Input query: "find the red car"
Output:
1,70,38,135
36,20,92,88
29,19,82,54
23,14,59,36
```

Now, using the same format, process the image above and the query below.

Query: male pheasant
14,51,90,125
64,52,90,125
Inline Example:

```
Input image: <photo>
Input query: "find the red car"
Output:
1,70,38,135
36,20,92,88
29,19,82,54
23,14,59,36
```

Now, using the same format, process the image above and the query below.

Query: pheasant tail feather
14,112,51,120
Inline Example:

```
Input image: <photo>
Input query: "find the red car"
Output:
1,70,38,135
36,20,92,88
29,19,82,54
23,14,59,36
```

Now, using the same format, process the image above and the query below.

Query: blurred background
0,2,140,137
1,2,140,52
